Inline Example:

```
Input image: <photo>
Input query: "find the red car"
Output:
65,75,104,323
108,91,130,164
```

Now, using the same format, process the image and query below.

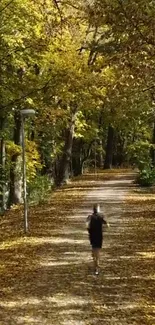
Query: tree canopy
0,0,155,209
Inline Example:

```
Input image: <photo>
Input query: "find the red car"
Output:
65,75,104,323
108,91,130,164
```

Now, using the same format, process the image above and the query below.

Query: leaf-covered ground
0,171,155,325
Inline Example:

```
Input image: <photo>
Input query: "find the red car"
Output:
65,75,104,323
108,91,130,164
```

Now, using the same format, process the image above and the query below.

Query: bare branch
143,85,155,92
62,1,80,11
52,0,63,23
0,0,15,13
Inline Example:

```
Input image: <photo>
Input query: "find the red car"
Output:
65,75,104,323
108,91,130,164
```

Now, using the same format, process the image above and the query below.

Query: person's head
93,203,100,213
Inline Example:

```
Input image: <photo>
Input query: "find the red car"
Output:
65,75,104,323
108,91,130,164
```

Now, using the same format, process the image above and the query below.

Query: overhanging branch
0,0,15,13
1,79,51,110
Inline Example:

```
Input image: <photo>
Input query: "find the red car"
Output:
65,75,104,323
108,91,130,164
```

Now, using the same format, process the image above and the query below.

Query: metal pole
21,116,28,233
94,139,97,175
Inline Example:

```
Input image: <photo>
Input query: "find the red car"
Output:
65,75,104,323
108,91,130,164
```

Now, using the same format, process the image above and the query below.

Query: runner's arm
86,215,91,230
102,216,110,228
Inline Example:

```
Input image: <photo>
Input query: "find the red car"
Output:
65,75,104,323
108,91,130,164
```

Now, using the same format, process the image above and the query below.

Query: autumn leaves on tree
1,0,155,209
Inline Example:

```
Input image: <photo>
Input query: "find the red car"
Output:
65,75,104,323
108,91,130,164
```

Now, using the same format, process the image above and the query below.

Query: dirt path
0,173,154,325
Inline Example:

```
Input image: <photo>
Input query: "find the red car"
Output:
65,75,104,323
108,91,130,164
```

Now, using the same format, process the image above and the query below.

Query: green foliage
28,175,52,204
127,141,152,170
136,168,155,187
1,0,155,203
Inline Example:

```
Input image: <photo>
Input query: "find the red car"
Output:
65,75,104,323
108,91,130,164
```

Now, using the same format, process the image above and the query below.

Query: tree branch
1,79,51,110
52,0,63,25
0,0,15,13
143,85,155,92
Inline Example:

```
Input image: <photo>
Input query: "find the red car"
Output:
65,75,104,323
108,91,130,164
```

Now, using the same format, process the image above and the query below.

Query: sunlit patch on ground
46,294,88,307
40,260,80,266
14,316,44,324
0,297,42,308
61,321,85,325
137,252,155,259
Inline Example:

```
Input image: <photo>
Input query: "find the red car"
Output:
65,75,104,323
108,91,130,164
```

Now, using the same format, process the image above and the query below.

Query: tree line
0,0,155,210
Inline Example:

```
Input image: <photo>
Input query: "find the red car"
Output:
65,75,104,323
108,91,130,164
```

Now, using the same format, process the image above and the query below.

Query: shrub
127,141,152,170
136,168,155,187
28,175,53,204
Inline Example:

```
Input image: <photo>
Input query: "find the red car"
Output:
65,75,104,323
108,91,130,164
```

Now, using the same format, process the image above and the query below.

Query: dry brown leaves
0,170,154,325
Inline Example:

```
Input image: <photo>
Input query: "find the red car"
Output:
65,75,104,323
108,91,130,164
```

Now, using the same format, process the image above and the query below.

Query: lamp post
94,138,97,175
94,130,98,176
20,109,35,233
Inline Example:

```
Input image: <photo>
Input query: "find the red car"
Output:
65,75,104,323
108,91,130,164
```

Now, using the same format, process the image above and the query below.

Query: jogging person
86,203,109,275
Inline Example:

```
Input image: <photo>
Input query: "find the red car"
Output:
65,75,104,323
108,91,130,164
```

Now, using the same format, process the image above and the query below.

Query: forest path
0,172,154,325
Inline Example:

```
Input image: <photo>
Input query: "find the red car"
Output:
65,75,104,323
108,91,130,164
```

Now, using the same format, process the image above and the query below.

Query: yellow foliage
6,141,21,157
25,140,42,181
6,140,41,181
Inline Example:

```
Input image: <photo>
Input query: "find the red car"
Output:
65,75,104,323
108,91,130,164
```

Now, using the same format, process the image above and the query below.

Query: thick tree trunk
0,117,6,210
72,156,83,176
72,139,93,176
57,109,77,185
104,124,114,169
116,135,126,167
72,138,83,176
8,111,23,207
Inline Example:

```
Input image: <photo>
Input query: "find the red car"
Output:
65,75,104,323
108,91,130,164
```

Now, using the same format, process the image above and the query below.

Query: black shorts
89,234,103,249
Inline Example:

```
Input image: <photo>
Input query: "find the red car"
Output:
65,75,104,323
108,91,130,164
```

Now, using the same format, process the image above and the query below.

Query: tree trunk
72,156,83,176
0,117,6,211
151,122,155,166
58,129,74,185
57,109,77,185
72,138,83,176
72,139,93,176
8,111,23,207
104,124,114,169
116,135,126,167
97,139,104,168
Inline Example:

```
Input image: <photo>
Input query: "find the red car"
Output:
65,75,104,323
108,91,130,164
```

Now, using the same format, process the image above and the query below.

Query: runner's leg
92,248,96,269
95,248,100,268
92,248,100,273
